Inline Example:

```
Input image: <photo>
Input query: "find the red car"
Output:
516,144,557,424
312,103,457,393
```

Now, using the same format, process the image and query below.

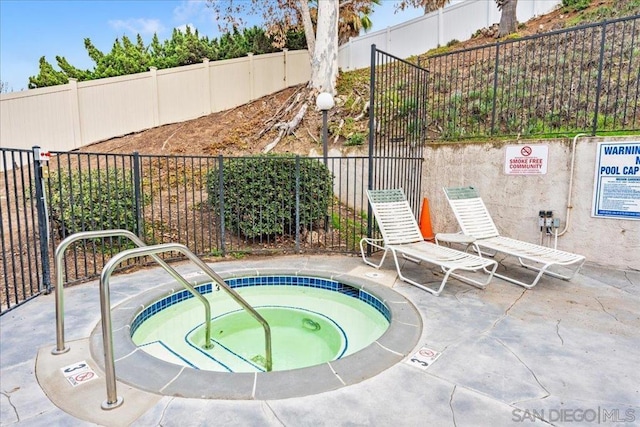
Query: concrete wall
421,136,640,270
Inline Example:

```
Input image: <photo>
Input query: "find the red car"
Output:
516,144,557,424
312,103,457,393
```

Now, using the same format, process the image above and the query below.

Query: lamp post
316,92,335,166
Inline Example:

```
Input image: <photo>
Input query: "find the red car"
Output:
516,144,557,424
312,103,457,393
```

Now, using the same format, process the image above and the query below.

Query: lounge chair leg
391,250,448,296
360,238,388,269
390,250,497,296
518,257,586,281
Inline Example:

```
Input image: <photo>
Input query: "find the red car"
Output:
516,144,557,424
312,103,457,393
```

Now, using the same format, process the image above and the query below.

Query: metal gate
367,44,428,214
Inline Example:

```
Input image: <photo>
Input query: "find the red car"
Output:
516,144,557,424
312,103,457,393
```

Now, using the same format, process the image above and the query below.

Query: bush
207,155,333,238
562,0,591,12
47,169,142,237
345,132,366,146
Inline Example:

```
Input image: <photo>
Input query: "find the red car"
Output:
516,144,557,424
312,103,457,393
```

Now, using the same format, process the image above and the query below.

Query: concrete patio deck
1,254,638,426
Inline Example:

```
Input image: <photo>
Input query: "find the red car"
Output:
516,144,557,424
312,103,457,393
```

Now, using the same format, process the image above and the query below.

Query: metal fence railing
1,148,378,314
423,14,640,139
369,46,427,213
0,149,43,313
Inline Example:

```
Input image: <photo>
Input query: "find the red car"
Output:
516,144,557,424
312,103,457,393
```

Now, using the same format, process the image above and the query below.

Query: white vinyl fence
0,50,311,162
338,0,562,71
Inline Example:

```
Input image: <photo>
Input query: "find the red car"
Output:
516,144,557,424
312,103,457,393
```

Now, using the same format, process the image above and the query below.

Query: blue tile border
95,264,423,400
131,276,391,336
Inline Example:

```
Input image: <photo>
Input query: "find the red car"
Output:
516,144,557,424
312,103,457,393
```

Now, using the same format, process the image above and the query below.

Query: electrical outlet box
538,211,545,228
553,218,560,228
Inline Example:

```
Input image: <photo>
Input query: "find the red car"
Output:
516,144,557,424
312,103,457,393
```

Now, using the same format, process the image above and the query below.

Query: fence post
32,146,52,293
68,79,83,149
438,8,444,47
248,53,255,101
592,20,608,136
132,152,143,238
202,59,212,115
366,44,377,255
295,156,301,254
149,67,160,127
283,49,289,88
490,41,501,135
217,155,226,256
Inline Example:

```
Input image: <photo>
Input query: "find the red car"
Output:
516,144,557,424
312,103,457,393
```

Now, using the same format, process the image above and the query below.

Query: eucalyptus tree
207,0,382,93
495,0,519,37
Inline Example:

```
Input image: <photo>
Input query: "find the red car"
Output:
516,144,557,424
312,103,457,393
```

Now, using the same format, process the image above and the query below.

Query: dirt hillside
78,0,634,158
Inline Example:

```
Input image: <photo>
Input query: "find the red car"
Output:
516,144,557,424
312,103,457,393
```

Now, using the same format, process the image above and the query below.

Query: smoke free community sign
504,145,548,175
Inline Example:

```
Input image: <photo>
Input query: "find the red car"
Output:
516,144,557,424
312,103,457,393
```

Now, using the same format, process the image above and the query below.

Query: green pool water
131,284,389,372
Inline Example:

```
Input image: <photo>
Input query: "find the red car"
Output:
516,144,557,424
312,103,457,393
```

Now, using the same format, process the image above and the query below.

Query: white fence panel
389,14,440,60
78,73,156,145
209,57,253,113
339,31,386,70
252,52,286,99
519,0,563,19
338,0,562,71
0,85,76,152
0,50,310,161
157,63,209,125
285,50,311,86
442,1,500,43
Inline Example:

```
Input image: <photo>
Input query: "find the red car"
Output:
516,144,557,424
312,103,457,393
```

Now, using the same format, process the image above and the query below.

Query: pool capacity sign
504,144,548,175
592,141,640,220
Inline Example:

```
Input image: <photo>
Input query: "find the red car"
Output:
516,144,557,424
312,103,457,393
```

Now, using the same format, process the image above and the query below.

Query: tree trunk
310,0,339,94
497,0,518,37
298,0,315,57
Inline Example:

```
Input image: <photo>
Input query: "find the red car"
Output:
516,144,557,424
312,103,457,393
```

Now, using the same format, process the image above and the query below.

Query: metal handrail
51,230,213,355
99,242,273,410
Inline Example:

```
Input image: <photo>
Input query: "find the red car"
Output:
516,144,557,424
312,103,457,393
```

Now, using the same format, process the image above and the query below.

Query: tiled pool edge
130,275,392,337
90,268,422,400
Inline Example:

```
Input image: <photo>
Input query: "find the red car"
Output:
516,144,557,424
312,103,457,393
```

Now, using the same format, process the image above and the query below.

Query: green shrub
47,169,142,237
207,155,333,238
345,132,366,146
562,0,590,12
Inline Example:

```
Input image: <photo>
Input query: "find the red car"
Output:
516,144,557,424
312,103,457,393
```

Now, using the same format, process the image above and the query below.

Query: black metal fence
0,149,44,312
424,14,640,139
369,46,427,212
0,148,377,314
1,46,431,315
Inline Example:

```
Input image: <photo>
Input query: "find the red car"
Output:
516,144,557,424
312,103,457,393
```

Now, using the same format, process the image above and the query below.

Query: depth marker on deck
60,361,99,387
406,345,441,371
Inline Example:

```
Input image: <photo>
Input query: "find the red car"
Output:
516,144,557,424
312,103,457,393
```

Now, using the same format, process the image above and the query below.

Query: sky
0,0,427,93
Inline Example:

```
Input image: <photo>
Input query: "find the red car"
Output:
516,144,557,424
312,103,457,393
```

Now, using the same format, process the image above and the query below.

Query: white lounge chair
360,189,497,296
443,186,586,289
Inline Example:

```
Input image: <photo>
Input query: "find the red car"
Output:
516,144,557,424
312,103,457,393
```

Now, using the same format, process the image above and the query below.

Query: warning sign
406,345,442,371
504,145,548,175
60,361,98,387
592,141,640,220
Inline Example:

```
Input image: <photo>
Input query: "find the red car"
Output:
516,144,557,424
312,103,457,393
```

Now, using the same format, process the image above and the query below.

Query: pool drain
302,318,321,331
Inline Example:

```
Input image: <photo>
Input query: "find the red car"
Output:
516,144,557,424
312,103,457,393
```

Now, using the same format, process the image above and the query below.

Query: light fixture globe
316,92,335,111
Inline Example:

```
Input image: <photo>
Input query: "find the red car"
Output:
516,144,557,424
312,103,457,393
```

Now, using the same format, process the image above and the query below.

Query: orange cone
419,198,435,241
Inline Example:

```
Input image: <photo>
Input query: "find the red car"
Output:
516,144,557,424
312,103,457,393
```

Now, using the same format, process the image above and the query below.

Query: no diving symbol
521,146,532,156
74,371,95,383
407,346,442,371
419,349,436,358
61,360,98,387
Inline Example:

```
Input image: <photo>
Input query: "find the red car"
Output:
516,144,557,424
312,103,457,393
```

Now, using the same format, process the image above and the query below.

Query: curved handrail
99,242,273,409
52,230,212,355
